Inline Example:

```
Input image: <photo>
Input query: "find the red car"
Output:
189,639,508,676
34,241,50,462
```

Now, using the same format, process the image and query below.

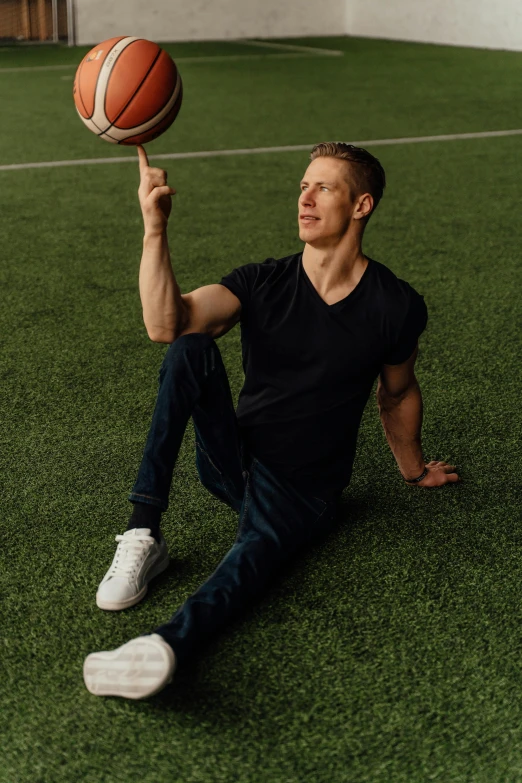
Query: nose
299,189,315,208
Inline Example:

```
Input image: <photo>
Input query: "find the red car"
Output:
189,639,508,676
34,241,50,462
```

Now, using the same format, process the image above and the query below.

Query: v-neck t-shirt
219,252,428,501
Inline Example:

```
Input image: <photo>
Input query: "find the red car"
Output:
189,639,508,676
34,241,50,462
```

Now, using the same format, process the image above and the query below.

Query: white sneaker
96,528,169,611
83,633,176,699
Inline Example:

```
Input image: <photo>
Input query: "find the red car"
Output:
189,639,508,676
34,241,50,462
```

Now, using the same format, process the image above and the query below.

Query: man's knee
167,332,214,355
161,332,215,372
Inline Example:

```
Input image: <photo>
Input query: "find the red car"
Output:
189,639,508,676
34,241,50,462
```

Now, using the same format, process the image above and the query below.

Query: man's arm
377,344,425,479
377,344,460,487
136,145,241,343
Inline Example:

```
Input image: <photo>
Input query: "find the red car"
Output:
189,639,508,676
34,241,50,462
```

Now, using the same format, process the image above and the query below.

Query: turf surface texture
0,35,521,783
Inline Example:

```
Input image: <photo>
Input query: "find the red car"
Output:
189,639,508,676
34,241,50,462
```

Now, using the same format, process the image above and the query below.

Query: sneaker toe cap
96,577,136,603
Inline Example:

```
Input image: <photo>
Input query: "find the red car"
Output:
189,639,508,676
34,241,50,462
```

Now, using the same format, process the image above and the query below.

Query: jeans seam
129,492,167,512
131,492,163,503
316,507,328,522
237,459,256,537
195,440,222,477
196,440,235,504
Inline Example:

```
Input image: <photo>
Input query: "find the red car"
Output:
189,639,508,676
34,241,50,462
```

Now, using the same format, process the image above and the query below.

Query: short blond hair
310,141,386,216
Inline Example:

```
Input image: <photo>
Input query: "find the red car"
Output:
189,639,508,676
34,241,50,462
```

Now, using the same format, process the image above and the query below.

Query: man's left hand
413,460,460,487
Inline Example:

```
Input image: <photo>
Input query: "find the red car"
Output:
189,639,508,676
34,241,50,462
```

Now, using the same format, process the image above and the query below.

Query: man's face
298,157,358,246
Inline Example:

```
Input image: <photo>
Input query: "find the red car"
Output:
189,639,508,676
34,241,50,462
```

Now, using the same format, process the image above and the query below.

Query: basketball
73,36,183,145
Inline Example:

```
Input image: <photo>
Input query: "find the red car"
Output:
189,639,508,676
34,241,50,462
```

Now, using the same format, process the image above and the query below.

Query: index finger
137,144,149,170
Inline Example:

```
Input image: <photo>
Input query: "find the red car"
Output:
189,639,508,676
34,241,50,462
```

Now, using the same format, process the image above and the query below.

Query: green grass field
0,35,521,783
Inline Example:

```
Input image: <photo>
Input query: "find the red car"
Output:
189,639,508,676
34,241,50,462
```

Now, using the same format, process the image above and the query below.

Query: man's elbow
146,305,189,344
148,329,176,344
376,377,420,409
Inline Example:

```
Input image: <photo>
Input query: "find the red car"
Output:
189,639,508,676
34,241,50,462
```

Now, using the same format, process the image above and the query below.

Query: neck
302,231,367,292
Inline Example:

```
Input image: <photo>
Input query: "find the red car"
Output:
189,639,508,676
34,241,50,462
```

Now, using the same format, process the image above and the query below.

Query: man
83,141,460,699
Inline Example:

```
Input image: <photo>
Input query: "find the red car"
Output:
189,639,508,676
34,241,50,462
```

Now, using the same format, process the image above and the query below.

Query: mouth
299,215,320,223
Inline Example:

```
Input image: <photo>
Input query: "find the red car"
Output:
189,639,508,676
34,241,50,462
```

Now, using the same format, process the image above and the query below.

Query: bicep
178,284,242,340
378,342,419,399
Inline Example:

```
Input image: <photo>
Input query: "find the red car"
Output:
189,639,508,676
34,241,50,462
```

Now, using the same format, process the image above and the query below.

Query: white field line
234,39,343,56
51,52,338,79
0,53,332,73
154,52,332,63
50,52,336,81
1,129,521,172
0,41,342,74
0,63,76,72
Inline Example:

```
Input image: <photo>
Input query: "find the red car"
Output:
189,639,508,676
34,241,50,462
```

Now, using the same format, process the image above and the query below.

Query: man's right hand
412,460,460,487
137,144,176,235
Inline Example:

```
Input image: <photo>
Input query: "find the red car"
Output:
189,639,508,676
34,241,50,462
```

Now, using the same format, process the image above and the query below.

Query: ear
353,192,374,221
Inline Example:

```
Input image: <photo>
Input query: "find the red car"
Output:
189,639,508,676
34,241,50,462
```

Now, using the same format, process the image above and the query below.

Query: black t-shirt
219,252,428,501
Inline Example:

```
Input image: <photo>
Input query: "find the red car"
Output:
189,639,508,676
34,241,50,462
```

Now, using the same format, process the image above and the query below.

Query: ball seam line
102,39,161,133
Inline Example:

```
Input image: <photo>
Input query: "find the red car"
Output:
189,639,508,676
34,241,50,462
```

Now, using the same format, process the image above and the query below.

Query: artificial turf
0,35,521,783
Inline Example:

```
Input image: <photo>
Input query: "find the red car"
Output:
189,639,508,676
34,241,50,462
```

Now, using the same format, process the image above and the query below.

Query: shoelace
108,533,155,579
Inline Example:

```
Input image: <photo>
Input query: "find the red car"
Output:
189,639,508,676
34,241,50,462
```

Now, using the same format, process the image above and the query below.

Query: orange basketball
73,37,183,145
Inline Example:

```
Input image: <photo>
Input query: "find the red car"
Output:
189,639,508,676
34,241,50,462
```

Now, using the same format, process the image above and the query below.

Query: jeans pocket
310,494,329,512
309,495,338,532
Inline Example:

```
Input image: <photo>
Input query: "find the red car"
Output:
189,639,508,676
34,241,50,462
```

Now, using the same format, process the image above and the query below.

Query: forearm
139,230,186,340
377,381,425,478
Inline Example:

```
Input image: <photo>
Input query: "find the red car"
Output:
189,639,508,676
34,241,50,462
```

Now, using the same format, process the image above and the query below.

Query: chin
301,233,327,247
299,227,320,242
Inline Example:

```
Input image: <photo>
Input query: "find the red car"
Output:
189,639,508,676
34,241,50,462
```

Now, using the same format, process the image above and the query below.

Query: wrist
143,228,167,242
402,465,428,483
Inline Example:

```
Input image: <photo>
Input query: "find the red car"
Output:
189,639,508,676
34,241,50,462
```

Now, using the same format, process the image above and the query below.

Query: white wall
74,0,522,52
75,0,346,46
349,0,522,51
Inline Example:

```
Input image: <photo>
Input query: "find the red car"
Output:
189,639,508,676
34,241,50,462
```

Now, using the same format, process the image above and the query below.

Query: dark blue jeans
128,333,339,665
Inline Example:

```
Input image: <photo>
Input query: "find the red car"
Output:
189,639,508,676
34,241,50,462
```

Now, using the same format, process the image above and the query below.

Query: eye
321,186,328,191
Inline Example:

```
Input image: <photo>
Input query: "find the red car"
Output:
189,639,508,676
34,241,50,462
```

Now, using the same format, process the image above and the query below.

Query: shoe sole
96,553,170,611
83,636,176,699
